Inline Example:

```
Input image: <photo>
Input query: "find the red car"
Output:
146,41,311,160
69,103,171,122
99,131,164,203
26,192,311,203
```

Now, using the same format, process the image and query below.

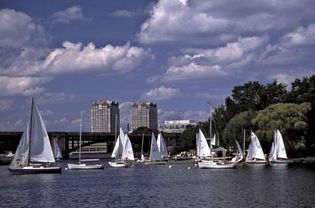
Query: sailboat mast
243,129,246,158
79,112,83,165
28,98,35,165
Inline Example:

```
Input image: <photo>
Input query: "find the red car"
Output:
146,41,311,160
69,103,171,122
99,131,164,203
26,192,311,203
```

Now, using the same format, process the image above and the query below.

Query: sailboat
144,133,166,165
53,138,62,160
157,133,168,160
108,128,133,168
197,129,236,169
231,140,244,164
268,129,293,164
67,112,104,170
8,98,61,174
245,131,267,164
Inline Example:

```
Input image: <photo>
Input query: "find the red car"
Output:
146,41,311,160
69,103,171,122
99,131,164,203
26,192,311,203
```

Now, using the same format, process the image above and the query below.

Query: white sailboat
108,128,133,168
245,131,267,164
8,98,61,174
53,138,62,160
67,112,104,170
144,133,166,165
197,129,236,169
157,133,168,159
268,129,293,164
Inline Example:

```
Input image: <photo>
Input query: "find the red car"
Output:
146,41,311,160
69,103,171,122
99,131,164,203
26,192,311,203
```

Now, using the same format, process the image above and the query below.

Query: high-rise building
91,100,119,132
130,102,158,131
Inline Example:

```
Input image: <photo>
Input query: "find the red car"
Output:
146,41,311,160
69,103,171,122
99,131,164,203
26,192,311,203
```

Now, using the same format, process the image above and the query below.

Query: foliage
252,102,311,155
223,110,256,146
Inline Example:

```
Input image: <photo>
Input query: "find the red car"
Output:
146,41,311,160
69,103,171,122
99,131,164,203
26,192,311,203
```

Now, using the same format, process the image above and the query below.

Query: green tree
252,102,311,156
223,110,256,146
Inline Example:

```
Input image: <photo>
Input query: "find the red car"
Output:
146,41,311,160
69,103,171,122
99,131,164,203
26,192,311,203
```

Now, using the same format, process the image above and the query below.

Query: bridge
0,132,180,159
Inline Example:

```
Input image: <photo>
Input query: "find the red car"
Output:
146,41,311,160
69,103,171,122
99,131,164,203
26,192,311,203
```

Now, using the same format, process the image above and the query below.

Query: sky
0,0,315,131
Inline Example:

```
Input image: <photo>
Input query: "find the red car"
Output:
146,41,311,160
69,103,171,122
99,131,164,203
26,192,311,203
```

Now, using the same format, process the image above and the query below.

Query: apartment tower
91,100,119,132
130,102,158,131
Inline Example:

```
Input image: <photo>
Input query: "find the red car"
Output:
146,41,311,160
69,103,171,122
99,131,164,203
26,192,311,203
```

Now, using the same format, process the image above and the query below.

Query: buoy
169,165,172,168
187,167,191,170
65,168,68,170
194,163,197,166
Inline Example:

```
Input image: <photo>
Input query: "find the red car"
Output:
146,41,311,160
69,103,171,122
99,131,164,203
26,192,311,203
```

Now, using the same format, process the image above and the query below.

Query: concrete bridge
0,132,179,159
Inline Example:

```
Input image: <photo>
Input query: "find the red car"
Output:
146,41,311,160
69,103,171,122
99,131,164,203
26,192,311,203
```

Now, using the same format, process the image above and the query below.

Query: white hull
108,161,131,168
67,163,104,170
198,160,236,169
268,159,294,164
9,166,61,174
245,159,267,164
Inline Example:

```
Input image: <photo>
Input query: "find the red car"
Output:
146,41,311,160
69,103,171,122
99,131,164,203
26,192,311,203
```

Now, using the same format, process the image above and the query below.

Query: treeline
178,74,315,157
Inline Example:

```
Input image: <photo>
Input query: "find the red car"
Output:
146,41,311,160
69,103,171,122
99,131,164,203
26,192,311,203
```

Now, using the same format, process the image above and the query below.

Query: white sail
122,134,134,160
149,133,162,161
10,123,30,168
246,132,265,161
198,129,211,157
29,101,55,163
210,134,216,146
111,128,124,159
157,133,168,158
231,139,243,163
268,130,277,162
53,138,62,160
276,129,288,159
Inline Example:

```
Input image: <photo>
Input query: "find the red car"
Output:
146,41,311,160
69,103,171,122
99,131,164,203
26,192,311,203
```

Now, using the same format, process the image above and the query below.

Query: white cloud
138,0,315,44
1,41,153,76
110,10,139,18
281,23,315,47
0,119,25,131
0,76,50,96
0,99,13,111
144,86,179,100
163,36,267,81
0,9,46,48
51,6,89,23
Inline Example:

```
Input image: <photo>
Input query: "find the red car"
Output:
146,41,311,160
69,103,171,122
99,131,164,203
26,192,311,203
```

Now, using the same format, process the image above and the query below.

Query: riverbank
293,156,315,163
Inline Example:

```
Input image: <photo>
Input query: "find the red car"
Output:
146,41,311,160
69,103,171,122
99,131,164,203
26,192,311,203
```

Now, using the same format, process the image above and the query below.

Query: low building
159,120,197,133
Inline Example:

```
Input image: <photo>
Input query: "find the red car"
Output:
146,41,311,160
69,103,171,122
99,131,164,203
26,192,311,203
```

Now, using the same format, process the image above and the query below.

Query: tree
223,110,256,146
252,102,311,156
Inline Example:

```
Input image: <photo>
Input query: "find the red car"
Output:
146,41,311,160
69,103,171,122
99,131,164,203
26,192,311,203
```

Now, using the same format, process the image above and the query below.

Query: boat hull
144,161,167,165
108,161,131,168
268,159,294,165
198,160,236,169
8,166,62,175
245,160,267,164
67,163,104,170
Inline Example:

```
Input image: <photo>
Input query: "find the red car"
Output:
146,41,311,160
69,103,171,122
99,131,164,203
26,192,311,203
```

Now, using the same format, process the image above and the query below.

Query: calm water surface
0,161,314,208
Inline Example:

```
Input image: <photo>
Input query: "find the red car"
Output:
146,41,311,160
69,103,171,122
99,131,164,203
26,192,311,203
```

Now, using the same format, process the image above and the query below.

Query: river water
0,161,314,208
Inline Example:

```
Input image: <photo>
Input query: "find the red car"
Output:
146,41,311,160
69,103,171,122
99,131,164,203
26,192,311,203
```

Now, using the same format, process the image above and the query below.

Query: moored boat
198,160,236,169
8,98,61,175
245,132,267,164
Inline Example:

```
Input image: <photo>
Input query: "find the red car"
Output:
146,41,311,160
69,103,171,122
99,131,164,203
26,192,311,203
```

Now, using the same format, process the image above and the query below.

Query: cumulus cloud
138,0,315,44
0,99,13,111
144,86,179,100
2,41,153,76
109,10,139,18
163,36,267,81
0,76,50,96
0,9,46,48
281,23,315,47
51,6,89,23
